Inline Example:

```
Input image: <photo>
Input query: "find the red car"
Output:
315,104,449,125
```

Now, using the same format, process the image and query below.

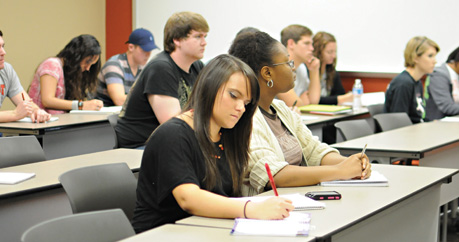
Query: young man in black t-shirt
116,12,209,148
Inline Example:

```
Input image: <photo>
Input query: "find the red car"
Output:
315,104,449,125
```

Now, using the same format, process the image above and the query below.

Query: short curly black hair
228,31,279,77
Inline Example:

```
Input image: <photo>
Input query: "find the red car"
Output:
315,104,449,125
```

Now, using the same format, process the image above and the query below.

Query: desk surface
0,149,143,198
120,224,312,242
176,164,457,240
331,121,459,155
0,113,109,132
301,108,369,126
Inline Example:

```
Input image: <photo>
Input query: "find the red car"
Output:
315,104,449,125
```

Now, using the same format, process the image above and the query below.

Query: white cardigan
242,100,338,196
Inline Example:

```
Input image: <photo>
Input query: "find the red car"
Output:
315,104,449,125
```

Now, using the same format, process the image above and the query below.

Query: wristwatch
78,100,83,110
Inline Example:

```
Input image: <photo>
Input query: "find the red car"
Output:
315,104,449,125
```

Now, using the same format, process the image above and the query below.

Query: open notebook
0,172,36,185
232,193,325,210
320,170,388,187
231,212,311,237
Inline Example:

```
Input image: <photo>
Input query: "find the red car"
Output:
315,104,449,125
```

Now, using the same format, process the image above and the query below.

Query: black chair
373,112,413,132
21,209,135,242
59,163,137,221
107,114,119,148
334,119,374,141
0,136,46,168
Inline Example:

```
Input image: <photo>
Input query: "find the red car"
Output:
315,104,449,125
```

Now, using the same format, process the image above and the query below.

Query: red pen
265,163,279,196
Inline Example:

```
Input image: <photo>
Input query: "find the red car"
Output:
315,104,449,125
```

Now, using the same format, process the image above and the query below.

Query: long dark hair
184,54,260,196
57,34,101,100
313,31,336,91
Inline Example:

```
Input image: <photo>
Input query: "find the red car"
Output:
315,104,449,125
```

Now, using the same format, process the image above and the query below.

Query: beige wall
0,0,106,110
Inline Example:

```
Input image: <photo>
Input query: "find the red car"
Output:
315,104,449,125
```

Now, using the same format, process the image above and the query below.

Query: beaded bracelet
243,200,251,219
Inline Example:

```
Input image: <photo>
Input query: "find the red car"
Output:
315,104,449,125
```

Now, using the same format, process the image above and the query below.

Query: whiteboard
135,0,458,73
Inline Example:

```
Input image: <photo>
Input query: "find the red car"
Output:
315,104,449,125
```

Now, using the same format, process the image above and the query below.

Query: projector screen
135,0,458,73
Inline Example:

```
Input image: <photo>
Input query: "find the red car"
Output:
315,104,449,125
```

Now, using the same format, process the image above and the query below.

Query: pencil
22,93,25,101
292,100,297,107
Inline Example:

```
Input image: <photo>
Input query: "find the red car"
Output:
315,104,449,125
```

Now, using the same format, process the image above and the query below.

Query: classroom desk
0,149,143,242
330,121,459,206
301,108,370,142
0,113,115,160
176,164,457,242
120,224,313,242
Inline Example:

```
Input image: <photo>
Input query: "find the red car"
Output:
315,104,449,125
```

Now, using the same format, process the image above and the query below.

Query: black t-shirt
116,51,204,148
319,71,346,105
131,118,234,233
384,70,424,123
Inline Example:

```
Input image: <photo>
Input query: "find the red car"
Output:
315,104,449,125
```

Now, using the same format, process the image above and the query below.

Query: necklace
214,132,224,159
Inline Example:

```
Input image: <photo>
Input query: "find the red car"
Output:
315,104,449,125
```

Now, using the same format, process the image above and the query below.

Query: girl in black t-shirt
132,54,294,233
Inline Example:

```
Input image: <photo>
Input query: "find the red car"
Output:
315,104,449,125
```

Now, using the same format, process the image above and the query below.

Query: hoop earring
267,79,274,88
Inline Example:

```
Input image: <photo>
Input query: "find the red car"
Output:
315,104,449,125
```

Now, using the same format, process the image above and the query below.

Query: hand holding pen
360,144,371,179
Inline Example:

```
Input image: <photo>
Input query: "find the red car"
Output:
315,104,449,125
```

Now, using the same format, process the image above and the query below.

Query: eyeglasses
269,60,294,69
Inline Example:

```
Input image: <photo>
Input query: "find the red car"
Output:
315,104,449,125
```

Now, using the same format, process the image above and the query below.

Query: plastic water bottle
352,79,363,110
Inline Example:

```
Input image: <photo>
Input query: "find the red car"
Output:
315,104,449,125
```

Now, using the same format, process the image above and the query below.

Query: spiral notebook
232,193,325,210
231,212,311,237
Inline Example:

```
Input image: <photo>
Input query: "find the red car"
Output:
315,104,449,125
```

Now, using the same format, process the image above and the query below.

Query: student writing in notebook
28,34,103,114
131,55,294,233
0,30,50,123
229,31,371,196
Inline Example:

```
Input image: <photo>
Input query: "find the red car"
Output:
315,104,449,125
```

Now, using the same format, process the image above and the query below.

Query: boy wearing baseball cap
96,28,157,106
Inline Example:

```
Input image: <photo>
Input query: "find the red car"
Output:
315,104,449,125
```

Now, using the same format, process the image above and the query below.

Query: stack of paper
320,170,388,187
231,212,311,236
0,172,36,185
299,104,351,115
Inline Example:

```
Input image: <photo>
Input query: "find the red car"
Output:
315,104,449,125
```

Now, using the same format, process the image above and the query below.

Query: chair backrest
0,136,46,168
373,112,413,132
107,114,119,148
334,119,374,141
21,209,135,242
367,104,384,117
367,104,385,133
59,163,137,221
